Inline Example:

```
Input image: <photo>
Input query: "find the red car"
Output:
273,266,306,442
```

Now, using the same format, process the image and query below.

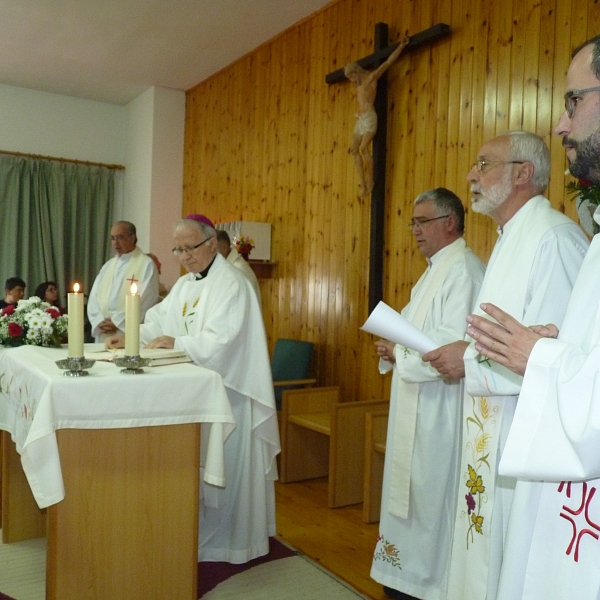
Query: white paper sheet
360,301,437,354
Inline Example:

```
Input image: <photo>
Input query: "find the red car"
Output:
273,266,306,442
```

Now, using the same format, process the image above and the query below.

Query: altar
0,345,235,600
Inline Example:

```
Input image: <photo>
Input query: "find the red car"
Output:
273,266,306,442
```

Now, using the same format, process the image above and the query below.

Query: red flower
2,304,15,316
579,179,592,187
7,322,23,337
46,308,60,319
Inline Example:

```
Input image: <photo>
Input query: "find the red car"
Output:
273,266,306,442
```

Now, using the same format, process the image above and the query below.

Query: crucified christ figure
344,35,410,196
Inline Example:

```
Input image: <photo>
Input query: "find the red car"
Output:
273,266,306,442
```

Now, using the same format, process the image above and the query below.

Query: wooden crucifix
327,23,450,313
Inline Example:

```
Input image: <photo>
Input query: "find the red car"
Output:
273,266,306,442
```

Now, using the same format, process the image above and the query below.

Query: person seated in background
0,277,26,309
34,281,65,313
216,229,261,301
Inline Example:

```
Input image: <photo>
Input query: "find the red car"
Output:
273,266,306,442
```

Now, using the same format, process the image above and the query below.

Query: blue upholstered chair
271,338,316,411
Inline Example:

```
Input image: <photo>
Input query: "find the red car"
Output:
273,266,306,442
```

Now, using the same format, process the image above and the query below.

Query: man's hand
105,333,125,349
465,303,557,376
422,341,469,380
145,336,175,349
98,318,117,334
375,339,395,364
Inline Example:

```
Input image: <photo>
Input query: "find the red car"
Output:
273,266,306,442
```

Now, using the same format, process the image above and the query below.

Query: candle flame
131,283,138,295
73,283,80,293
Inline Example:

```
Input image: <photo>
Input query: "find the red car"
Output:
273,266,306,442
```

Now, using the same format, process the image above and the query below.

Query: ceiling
0,0,332,105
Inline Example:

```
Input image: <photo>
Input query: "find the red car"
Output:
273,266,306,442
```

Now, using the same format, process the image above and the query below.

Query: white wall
0,83,126,164
0,82,185,290
125,87,185,289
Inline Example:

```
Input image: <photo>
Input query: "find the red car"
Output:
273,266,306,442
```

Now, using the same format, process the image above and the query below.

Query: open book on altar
86,347,193,367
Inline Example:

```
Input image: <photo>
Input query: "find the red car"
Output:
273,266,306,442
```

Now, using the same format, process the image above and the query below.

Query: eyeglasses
408,215,450,229
564,86,600,118
472,160,525,174
172,237,213,256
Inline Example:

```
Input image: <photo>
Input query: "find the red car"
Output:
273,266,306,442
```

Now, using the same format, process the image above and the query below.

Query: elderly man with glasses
371,188,485,600
421,131,588,600
107,214,279,566
455,36,600,600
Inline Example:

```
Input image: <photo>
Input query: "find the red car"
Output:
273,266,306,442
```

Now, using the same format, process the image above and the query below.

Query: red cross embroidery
558,481,600,562
126,274,139,286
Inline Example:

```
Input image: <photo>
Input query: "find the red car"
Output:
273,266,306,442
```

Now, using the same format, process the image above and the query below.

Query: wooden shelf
248,260,276,279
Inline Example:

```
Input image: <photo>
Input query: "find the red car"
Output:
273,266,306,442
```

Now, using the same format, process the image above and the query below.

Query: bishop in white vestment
424,133,588,600
117,216,279,564
370,189,485,600
88,221,159,341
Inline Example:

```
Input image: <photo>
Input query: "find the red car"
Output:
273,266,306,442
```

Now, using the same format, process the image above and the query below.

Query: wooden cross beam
326,23,451,313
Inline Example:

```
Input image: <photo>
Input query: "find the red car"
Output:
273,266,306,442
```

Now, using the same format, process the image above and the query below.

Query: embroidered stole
388,237,470,518
448,195,575,600
96,247,148,319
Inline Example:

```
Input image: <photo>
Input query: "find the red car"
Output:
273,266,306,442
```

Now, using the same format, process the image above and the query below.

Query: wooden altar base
2,424,200,600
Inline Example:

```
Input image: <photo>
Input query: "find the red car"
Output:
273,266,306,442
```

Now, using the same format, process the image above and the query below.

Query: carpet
0,535,366,600
199,538,368,599
197,537,297,597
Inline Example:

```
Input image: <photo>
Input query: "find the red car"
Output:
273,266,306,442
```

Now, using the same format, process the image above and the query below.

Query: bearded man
422,131,588,600
464,36,600,600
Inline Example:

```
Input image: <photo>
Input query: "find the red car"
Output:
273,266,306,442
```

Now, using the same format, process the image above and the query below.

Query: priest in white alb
464,37,600,600
108,214,279,564
87,220,159,341
370,188,485,600
423,131,588,600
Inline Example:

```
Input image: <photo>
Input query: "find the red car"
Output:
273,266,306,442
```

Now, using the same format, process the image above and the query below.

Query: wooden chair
279,386,388,508
362,409,389,523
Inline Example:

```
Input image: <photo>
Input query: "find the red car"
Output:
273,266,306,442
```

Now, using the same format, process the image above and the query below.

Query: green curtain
0,154,115,306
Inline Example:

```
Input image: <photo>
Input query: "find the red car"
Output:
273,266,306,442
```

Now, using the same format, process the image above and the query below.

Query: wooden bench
362,409,388,523
279,386,388,508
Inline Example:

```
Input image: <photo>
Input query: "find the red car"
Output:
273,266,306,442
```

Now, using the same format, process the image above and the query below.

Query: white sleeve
86,262,109,339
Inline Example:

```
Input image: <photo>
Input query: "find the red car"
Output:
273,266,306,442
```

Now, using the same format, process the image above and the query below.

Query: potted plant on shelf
234,235,255,261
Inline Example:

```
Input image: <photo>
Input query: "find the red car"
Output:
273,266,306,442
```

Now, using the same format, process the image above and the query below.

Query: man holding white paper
422,132,588,600
370,188,485,600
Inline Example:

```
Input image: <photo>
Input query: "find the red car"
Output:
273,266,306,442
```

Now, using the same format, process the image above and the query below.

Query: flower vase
241,252,250,261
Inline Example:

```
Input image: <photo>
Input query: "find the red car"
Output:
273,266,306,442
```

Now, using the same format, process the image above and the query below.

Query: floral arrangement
566,173,600,236
234,235,255,257
565,176,600,208
0,297,68,348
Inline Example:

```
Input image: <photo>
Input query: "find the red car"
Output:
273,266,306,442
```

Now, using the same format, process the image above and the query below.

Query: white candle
125,283,140,356
67,283,84,358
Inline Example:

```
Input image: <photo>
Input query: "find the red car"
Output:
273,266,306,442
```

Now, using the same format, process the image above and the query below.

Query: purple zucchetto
184,214,215,229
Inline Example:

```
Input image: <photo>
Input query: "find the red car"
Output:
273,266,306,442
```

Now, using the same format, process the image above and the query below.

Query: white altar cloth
0,344,235,508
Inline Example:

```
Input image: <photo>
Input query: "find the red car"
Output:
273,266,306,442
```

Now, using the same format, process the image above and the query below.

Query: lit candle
67,283,84,358
125,283,140,356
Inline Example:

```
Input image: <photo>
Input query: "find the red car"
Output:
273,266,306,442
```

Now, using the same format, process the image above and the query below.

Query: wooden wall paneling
273,30,297,346
183,0,594,407
507,0,527,130
444,2,465,205
537,1,564,213
521,2,543,134
325,2,347,390
335,2,367,399
432,8,452,191
469,0,488,179
304,10,328,380
547,0,573,218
